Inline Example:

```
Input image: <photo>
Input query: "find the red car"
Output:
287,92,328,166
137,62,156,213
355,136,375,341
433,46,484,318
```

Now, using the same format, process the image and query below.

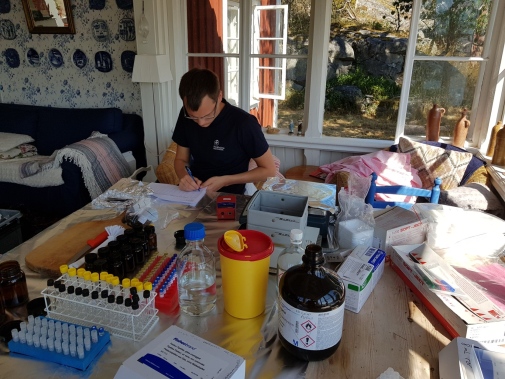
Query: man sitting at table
172,68,276,194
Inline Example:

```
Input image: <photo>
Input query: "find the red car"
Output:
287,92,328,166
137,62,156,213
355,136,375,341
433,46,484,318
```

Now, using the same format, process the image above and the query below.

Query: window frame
181,0,505,154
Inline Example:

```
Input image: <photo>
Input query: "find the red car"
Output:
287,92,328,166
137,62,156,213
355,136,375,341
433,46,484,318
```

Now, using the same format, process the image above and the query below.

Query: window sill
263,129,392,153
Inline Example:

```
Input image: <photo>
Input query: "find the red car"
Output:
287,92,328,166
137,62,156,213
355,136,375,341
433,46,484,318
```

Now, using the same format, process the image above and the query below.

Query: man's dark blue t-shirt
172,99,269,194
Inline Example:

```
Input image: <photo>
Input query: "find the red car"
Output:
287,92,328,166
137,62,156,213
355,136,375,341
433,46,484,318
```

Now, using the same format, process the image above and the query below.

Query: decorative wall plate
0,19,16,40
95,51,112,73
91,19,109,42
5,48,19,68
89,0,105,10
121,51,135,73
0,0,10,14
48,48,64,68
26,48,40,66
118,18,135,41
116,0,133,10
73,49,88,69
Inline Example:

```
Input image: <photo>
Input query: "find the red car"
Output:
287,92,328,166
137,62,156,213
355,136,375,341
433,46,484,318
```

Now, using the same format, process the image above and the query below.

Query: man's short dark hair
179,68,220,111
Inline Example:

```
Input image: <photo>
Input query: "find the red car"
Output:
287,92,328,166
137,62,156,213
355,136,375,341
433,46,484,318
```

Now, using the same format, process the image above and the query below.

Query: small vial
84,336,91,351
84,328,91,340
11,329,19,342
76,326,83,337
54,328,62,341
33,334,40,348
34,317,41,327
70,342,77,357
91,328,98,343
47,337,54,351
77,344,85,359
59,264,69,281
98,327,105,337
27,315,35,325
40,335,47,349
62,340,69,355
69,324,76,335
62,323,69,334
55,339,62,353
26,332,33,346
55,321,62,331
19,322,27,333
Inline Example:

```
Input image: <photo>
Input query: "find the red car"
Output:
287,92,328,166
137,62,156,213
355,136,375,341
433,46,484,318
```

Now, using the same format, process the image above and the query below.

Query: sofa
0,103,147,219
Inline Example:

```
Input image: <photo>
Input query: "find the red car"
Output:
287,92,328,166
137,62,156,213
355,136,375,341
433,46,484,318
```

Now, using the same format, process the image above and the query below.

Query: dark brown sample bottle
426,104,446,141
0,260,29,308
452,108,470,148
278,244,345,361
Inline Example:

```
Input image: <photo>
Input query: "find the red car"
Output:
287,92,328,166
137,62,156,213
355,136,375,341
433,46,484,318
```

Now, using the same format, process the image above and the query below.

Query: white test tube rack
41,275,159,342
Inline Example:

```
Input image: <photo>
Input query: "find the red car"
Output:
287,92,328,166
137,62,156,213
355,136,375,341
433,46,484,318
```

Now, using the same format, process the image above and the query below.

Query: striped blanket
20,132,133,199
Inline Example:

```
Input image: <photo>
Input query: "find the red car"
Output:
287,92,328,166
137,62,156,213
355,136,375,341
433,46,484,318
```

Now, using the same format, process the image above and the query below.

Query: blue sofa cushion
0,105,39,138
36,107,123,155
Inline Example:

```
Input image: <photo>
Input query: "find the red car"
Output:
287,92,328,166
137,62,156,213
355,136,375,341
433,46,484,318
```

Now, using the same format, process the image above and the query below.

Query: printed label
278,298,344,350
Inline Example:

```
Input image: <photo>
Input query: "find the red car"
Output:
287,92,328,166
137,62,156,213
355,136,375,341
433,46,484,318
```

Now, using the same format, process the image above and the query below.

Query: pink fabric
320,150,422,203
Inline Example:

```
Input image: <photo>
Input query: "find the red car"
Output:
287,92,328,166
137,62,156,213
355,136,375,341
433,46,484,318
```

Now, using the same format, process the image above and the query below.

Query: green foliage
281,87,305,110
324,66,401,115
327,66,401,99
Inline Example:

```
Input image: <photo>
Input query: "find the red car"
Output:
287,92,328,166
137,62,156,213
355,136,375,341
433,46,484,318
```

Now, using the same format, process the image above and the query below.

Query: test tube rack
41,276,159,342
137,253,178,313
8,316,110,371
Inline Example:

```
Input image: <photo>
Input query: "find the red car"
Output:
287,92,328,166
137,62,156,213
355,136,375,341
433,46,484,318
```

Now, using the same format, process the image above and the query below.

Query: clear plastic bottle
278,244,345,361
277,229,304,289
176,222,217,316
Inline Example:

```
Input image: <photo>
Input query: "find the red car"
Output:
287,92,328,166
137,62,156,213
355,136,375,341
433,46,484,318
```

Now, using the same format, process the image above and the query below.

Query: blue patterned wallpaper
0,0,141,114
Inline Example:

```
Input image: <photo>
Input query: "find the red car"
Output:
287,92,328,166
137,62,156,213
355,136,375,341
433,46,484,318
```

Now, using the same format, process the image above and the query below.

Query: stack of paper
148,183,206,206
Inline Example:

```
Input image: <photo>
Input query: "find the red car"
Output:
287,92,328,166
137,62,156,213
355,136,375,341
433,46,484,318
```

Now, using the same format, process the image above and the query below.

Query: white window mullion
239,0,253,112
303,0,332,138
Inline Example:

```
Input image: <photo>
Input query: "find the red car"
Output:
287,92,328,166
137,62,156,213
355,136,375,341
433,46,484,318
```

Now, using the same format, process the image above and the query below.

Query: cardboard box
439,337,505,379
391,244,505,344
246,190,308,232
373,206,428,256
336,246,386,313
114,325,245,379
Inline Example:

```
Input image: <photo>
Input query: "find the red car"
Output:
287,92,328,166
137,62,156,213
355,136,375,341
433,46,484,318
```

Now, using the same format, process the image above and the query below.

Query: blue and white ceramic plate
73,49,88,69
5,48,19,68
26,48,40,66
116,0,133,10
89,0,105,10
48,48,64,68
0,0,10,14
121,51,135,73
0,19,15,40
95,51,112,73
92,19,109,42
118,18,135,41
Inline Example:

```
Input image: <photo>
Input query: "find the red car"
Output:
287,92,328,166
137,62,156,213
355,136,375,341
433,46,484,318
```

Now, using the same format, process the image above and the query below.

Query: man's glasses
183,102,218,121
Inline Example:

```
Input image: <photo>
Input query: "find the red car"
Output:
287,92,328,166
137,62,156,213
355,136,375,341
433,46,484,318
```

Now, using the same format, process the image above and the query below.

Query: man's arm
201,148,277,192
174,144,202,191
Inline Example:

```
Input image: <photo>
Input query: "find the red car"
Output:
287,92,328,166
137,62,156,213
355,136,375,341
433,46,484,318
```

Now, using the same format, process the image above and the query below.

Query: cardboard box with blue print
336,245,386,313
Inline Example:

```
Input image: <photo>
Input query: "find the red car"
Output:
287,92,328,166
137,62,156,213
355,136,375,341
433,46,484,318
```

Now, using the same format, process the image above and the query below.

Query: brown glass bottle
278,244,345,361
492,126,505,166
145,225,157,252
426,104,446,141
0,260,29,308
488,121,503,158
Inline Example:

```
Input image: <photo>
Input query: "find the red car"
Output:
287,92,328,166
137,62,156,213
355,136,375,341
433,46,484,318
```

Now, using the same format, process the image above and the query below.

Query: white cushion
0,132,35,152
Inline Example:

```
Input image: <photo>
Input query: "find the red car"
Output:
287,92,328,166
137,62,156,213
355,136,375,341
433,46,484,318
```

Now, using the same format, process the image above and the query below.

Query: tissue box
336,246,386,313
338,218,374,249
373,207,428,256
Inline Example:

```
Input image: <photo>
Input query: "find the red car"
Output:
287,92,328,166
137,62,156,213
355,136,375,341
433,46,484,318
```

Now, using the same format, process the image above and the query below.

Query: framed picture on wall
21,0,75,34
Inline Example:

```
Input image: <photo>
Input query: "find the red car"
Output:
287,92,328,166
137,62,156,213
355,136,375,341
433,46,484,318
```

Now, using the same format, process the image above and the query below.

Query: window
183,0,505,150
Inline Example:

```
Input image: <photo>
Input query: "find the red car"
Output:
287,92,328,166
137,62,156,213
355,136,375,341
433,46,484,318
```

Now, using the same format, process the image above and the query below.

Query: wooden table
285,165,323,182
0,185,451,378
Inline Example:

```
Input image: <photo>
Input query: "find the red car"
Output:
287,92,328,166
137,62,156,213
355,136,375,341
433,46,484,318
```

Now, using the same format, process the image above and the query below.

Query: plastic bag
335,173,375,249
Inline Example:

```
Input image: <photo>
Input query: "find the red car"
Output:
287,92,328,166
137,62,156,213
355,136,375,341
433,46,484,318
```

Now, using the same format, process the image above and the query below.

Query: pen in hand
185,166,200,191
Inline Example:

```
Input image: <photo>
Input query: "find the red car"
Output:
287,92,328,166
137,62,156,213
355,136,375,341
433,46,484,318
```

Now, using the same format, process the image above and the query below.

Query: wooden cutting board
25,214,127,278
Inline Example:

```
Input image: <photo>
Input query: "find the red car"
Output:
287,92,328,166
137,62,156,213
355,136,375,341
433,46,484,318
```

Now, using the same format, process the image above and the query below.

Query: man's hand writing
179,174,202,192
